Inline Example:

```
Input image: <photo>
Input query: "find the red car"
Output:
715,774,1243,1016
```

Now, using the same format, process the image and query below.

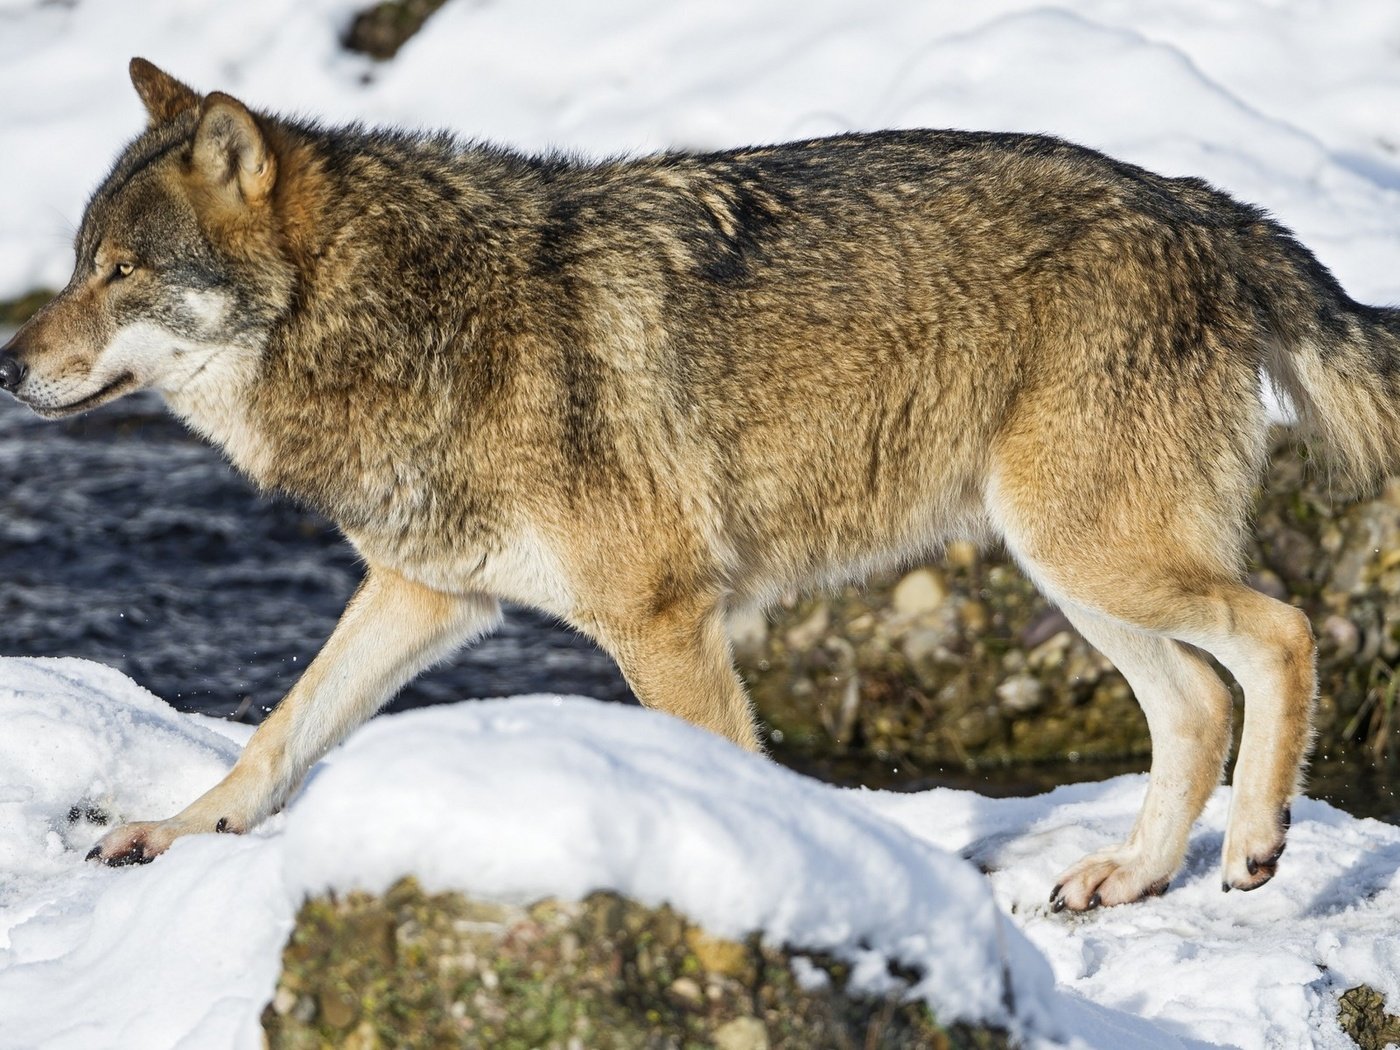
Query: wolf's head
0,59,294,419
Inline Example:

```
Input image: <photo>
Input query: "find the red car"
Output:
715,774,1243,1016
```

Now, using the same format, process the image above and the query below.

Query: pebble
1322,614,1360,660
892,568,947,616
727,605,769,655
714,1017,769,1050
996,673,1046,714
783,604,830,651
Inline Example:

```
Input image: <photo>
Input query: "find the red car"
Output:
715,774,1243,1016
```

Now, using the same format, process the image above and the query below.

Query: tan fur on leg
595,598,761,753
89,567,500,864
1049,610,1233,911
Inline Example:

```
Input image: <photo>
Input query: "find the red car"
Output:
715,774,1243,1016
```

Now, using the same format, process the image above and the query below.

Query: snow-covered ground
4,0,1400,305
2,657,1397,1049
5,1,1400,1047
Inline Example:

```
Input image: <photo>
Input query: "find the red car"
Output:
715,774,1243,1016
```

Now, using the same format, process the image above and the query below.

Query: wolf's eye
111,262,135,281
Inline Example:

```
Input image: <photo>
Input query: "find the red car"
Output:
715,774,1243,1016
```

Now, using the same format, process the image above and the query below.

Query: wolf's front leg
88,566,500,865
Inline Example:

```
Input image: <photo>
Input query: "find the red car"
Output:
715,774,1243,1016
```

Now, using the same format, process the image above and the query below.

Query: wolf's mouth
33,372,139,419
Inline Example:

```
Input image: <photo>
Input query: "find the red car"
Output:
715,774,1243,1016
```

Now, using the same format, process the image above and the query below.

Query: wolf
3,58,1386,910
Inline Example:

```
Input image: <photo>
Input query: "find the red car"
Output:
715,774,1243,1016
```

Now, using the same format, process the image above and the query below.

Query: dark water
1,383,1396,825
781,750,1400,825
0,391,634,722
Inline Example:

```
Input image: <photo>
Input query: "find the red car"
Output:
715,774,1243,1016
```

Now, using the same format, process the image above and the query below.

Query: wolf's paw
83,817,220,867
1049,847,1173,913
1221,805,1289,892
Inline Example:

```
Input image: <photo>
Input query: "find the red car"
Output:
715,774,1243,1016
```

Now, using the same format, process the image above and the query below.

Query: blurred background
3,0,1400,816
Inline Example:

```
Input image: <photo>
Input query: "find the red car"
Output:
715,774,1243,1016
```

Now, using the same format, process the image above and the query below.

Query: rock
846,612,876,638
728,605,769,658
784,603,830,651
261,878,1005,1049
1321,613,1361,661
1337,984,1400,1050
685,927,750,979
1027,632,1072,672
958,600,990,633
996,674,1046,714
1020,607,1072,649
945,540,979,569
1265,527,1322,586
669,976,703,1005
341,1020,380,1050
715,1017,770,1050
271,987,297,1017
342,0,451,61
902,627,959,685
318,988,358,1029
1248,569,1289,601
892,568,948,616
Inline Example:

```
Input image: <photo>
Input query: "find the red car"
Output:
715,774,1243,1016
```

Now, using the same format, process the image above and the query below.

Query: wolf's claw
1223,804,1290,891
1050,846,1176,911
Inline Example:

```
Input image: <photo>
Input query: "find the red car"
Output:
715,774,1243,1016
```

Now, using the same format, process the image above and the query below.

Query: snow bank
0,657,1071,1048
871,782,1400,1050
4,1,1400,301
2,657,1398,1049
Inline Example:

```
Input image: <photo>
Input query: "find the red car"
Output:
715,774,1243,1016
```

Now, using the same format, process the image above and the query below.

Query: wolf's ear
129,58,198,127
192,92,277,205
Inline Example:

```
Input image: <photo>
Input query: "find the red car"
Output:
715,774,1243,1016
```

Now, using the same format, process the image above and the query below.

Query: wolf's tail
1244,213,1400,486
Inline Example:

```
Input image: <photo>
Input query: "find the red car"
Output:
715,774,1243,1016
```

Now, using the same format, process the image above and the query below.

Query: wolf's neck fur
161,343,276,480
203,125,525,528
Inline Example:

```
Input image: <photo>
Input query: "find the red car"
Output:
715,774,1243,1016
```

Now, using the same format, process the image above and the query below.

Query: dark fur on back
238,123,1389,583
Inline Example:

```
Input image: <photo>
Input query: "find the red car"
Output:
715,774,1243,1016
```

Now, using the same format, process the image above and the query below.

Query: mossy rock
342,0,451,60
738,430,1400,775
262,877,1008,1049
1337,985,1400,1050
737,545,1149,774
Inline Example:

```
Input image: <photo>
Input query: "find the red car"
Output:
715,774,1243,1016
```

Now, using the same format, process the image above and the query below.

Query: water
782,750,1400,825
0,391,634,722
1,381,1394,825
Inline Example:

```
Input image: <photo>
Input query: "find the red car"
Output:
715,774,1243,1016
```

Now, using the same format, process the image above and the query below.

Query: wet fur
7,60,1390,906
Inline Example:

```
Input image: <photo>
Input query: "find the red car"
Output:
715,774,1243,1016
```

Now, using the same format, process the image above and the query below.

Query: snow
5,1,1400,302
869,783,1400,1049
4,1,1400,1047
2,656,1398,1049
0,657,1058,1047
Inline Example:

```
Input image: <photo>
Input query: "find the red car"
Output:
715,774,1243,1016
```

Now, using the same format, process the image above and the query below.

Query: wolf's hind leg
88,566,500,865
1048,609,1232,911
1060,582,1313,894
1181,586,1315,890
1004,557,1313,901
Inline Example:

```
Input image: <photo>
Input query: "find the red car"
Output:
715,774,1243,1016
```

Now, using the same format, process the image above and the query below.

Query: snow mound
0,657,1072,1048
281,695,1062,1034
0,658,243,905
870,779,1400,1050
2,659,1398,1049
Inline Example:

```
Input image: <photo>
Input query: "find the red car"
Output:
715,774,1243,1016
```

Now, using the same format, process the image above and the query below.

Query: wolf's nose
0,352,25,392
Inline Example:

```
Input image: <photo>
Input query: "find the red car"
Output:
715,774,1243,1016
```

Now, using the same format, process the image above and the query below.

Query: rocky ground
736,436,1400,790
262,878,1007,1050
